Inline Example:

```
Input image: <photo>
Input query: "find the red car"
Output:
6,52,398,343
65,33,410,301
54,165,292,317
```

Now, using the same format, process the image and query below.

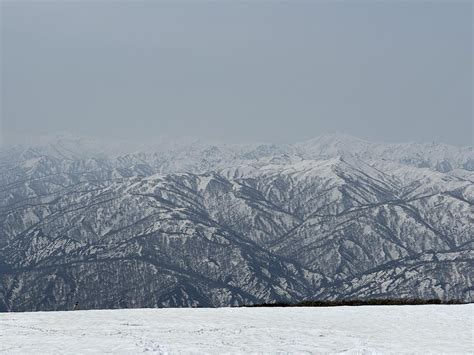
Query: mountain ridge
0,134,472,311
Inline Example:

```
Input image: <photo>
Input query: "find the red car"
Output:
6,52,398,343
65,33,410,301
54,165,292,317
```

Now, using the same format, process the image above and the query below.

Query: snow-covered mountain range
0,134,472,311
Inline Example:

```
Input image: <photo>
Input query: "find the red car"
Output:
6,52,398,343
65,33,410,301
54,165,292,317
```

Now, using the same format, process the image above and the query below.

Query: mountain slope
0,135,472,311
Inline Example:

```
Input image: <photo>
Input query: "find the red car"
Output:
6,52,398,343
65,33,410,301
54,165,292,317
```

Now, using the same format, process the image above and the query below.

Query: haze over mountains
0,134,472,311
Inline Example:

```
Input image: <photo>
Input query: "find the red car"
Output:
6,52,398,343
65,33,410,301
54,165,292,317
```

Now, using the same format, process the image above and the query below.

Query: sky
1,0,472,147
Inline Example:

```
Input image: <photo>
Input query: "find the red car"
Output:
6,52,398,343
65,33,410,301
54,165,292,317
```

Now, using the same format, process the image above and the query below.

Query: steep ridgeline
0,135,472,311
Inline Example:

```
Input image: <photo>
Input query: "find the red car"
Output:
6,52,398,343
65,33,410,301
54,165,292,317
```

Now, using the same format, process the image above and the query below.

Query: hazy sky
1,1,472,146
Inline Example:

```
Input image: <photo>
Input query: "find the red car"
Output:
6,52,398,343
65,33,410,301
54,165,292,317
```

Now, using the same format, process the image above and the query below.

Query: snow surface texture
1,305,472,354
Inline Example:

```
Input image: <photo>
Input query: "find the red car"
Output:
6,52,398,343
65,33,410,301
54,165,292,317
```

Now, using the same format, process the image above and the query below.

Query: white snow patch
1,305,472,354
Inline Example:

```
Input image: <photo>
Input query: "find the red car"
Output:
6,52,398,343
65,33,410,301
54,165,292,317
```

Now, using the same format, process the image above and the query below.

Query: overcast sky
1,1,472,147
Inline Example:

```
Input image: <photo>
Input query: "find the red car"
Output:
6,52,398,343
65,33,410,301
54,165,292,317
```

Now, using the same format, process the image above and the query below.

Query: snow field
1,305,473,354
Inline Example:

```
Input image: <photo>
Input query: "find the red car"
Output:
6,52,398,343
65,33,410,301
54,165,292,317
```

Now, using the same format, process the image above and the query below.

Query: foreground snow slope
1,305,472,354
